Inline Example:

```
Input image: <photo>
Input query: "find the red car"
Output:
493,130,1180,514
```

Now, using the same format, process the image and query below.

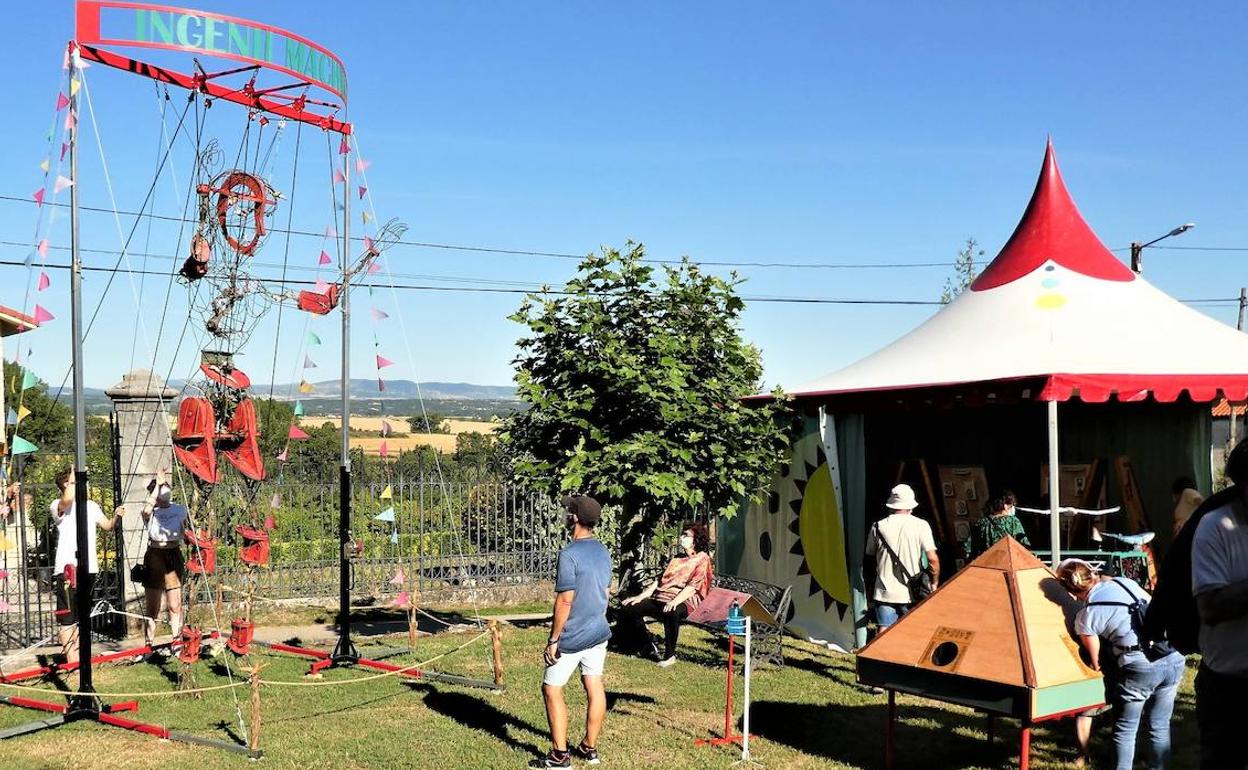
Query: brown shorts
143,544,185,590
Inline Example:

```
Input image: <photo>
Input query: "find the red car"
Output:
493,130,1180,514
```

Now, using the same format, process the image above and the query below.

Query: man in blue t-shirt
531,495,612,769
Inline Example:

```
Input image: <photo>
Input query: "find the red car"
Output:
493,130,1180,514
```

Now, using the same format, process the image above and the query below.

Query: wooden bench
615,566,792,667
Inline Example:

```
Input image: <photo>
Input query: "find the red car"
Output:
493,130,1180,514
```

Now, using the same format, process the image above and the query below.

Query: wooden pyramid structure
857,536,1104,720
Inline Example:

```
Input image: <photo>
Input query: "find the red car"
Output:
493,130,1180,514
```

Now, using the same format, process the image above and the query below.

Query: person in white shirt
865,483,940,629
50,466,118,662
139,469,189,646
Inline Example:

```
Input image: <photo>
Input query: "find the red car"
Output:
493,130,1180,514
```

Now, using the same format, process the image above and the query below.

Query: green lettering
285,37,309,76
203,17,221,52
134,9,146,42
226,23,250,57
175,14,203,48
149,11,175,44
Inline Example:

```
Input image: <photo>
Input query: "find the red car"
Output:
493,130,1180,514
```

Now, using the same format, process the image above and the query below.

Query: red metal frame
74,42,352,134
0,632,220,684
693,634,755,749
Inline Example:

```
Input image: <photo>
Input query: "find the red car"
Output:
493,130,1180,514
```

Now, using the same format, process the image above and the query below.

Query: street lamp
1130,222,1195,274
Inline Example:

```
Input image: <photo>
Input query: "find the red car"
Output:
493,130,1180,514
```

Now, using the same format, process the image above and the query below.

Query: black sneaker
528,750,572,768
571,742,600,765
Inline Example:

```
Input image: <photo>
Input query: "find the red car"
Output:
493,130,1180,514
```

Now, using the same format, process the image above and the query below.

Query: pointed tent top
972,534,1047,571
971,140,1135,291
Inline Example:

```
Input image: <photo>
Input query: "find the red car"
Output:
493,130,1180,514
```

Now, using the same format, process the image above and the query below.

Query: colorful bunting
53,175,73,193
380,484,393,500
0,569,8,580
318,250,332,265
375,506,395,522
10,436,38,455
364,236,376,255
378,378,386,392
288,425,309,440
37,272,50,292
23,252,33,268
60,143,68,161
376,355,394,369
390,530,400,545
389,568,405,586
56,92,69,111
333,168,346,184
370,307,388,322
33,188,45,207
303,355,317,369
392,590,409,607
270,493,281,509
21,370,37,390
362,211,372,224
5,409,16,426
276,448,289,462
64,110,76,132
39,159,49,174
263,513,276,531
380,420,392,437
358,186,367,200
356,158,370,173
307,331,321,345
69,77,80,96
0,600,11,613
17,406,31,423
36,240,48,257
338,136,350,155
299,379,314,393
293,400,305,416
324,225,337,239
367,260,382,276
314,278,330,293
33,305,54,324
378,441,389,458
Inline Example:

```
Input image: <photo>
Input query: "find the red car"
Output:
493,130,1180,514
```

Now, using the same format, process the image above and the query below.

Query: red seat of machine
173,397,218,484
220,398,265,481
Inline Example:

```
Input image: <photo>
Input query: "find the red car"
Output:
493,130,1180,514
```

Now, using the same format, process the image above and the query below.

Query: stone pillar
106,369,178,631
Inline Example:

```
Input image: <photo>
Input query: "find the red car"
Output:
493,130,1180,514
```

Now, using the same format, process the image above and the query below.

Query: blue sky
3,2,1247,393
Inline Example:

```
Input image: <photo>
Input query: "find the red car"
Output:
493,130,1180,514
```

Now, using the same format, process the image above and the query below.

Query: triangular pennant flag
60,143,68,161
378,378,386,392
276,448,289,462
5,409,16,426
324,225,337,238
56,92,69,111
37,271,50,291
376,355,394,369
314,278,330,293
318,250,332,265
380,420,392,437
367,260,382,276
356,158,370,173
338,136,350,155
70,77,80,96
33,188,45,207
390,529,400,545
364,236,376,254
375,506,395,522
270,493,281,509
380,484,393,500
45,124,53,142
33,305,54,324
333,168,346,184
0,600,11,613
36,239,48,257
39,159,49,174
288,425,309,440
307,331,321,345
389,568,405,586
0,569,8,580
21,370,37,390
303,354,317,369
370,307,388,322
358,185,367,200
23,252,34,268
10,436,38,455
362,211,372,224
378,440,389,458
299,379,314,393
53,175,73,193
392,590,409,606
263,513,276,531
336,202,345,212
17,406,31,423
64,110,76,132
293,400,305,416
368,287,375,297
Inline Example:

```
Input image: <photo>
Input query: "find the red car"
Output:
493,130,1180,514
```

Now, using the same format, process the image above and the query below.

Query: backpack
1143,485,1242,654
1087,578,1173,662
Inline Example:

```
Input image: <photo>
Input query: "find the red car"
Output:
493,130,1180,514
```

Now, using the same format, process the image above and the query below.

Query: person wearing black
617,521,713,667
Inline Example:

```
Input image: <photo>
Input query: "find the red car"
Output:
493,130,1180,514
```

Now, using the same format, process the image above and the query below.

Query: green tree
940,237,983,304
454,432,499,469
502,243,791,578
406,412,449,434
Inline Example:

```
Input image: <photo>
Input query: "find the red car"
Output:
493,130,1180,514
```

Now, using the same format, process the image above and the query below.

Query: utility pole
1230,287,1247,449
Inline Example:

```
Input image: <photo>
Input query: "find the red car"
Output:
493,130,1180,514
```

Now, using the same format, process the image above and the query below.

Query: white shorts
543,640,608,687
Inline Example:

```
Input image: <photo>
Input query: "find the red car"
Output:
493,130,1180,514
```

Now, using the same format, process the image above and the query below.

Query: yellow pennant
380,485,393,500
70,77,80,96
299,379,314,393
362,211,372,224
0,534,11,551
16,405,31,423
39,159,49,173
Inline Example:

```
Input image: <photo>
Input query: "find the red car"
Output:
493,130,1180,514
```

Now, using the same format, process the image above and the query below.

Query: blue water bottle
726,599,746,636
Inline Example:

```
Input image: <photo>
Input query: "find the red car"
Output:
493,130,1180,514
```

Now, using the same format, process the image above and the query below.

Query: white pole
741,617,752,762
1048,399,1061,563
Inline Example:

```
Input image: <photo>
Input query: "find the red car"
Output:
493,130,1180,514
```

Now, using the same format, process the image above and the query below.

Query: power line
0,193,962,270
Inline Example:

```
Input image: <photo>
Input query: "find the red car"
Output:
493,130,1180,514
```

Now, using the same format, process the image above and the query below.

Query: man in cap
531,494,612,769
865,483,939,630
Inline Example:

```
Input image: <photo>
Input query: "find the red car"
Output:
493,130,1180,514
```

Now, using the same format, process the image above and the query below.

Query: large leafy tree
502,243,791,578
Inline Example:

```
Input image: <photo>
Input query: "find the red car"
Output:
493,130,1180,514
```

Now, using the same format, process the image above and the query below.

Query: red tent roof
0,304,37,337
971,139,1135,291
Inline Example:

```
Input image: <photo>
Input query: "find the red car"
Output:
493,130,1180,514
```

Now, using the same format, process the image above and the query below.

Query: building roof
0,305,37,338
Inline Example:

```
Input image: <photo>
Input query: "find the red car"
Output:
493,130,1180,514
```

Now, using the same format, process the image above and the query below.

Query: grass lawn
0,620,1200,770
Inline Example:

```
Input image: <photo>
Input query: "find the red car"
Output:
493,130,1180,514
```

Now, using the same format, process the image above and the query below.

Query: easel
694,616,758,765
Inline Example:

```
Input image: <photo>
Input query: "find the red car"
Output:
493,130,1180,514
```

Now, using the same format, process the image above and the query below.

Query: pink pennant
364,236,376,254
389,569,405,586
358,186,367,200
276,448,289,462
314,277,330,293
38,271,50,291
33,305,54,324
378,378,386,392
33,188,45,207
355,158,370,174
370,307,388,322
338,136,350,155
64,110,76,132
288,425,309,440
36,239,48,257
324,225,337,239
318,250,332,265
379,440,389,458
0,600,11,613
333,168,346,184
60,143,68,161
376,355,395,369
381,420,393,437
367,260,382,276
53,175,73,193
270,493,281,509
0,569,8,580
56,92,69,111
263,513,276,531
392,591,410,608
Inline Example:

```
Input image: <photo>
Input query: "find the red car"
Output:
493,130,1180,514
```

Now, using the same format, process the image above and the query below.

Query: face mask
156,485,173,506
680,536,694,551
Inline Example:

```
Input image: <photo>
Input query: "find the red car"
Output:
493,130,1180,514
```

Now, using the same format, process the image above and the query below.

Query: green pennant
294,400,305,417
10,435,38,455
20,370,37,390
307,331,321,345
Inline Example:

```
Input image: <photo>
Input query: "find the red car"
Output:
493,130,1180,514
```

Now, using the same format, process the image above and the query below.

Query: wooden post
489,619,504,687
408,595,419,650
248,664,264,756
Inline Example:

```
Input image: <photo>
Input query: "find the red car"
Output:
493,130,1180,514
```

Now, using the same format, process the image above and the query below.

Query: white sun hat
885,483,919,510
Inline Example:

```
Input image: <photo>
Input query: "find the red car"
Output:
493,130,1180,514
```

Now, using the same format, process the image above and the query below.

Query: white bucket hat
886,483,919,510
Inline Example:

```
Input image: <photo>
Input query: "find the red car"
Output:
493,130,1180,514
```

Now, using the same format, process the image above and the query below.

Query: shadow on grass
417,686,547,756
751,699,1020,769
606,690,656,712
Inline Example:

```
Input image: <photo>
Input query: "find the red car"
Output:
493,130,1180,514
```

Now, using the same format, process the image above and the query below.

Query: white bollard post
741,617,752,762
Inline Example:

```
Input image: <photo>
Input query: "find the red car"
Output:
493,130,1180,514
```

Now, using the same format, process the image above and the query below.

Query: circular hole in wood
931,641,960,667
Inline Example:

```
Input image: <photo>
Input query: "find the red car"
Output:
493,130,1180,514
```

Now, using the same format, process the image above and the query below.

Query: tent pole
1047,399,1061,563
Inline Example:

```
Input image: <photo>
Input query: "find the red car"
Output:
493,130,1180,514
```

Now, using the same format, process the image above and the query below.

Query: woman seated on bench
618,521,713,667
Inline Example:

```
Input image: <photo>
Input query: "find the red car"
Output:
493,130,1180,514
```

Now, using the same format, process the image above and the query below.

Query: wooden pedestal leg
1019,723,1031,770
885,690,896,770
